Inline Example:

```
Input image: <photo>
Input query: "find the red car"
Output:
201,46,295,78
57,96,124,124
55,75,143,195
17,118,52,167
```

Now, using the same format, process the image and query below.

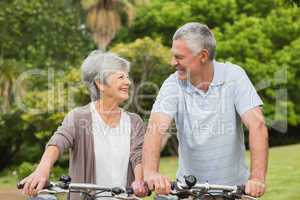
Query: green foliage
17,162,37,180
114,0,192,45
19,67,90,147
116,0,300,127
17,161,67,180
235,0,283,17
0,0,93,70
1,0,300,172
111,37,172,116
50,166,68,180
0,0,93,170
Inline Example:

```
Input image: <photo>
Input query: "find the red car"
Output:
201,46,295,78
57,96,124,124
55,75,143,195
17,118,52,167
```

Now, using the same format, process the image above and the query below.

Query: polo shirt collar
211,60,225,87
182,60,226,94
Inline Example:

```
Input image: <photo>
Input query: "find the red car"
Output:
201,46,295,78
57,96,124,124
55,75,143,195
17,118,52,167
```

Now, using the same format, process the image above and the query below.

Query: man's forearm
133,164,143,181
142,128,162,174
142,113,172,178
249,125,269,182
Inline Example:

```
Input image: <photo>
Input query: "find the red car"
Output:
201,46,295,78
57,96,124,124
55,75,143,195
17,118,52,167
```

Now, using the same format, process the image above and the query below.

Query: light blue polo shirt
152,60,263,185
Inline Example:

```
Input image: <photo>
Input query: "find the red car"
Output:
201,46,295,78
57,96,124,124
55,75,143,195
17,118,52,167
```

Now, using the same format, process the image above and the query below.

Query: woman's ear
94,80,105,93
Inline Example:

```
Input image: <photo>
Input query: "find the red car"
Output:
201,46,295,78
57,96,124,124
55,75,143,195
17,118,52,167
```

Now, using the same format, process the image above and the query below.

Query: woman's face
101,70,131,103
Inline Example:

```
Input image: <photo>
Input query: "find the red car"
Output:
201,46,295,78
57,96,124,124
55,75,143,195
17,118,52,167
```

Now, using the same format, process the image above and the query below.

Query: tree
0,0,92,170
113,0,300,152
112,37,174,151
81,0,148,50
0,59,24,112
112,37,172,114
0,0,93,71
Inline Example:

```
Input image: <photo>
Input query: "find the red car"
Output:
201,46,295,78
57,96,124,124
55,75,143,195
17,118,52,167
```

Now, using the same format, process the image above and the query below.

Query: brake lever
241,195,258,200
38,187,68,194
113,195,142,200
37,183,69,194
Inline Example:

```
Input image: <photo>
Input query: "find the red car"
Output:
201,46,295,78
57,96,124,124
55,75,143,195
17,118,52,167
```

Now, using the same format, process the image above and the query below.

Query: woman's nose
125,77,131,85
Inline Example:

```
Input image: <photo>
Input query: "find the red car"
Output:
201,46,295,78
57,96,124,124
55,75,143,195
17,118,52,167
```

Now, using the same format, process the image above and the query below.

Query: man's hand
144,171,171,195
245,178,266,197
131,180,149,197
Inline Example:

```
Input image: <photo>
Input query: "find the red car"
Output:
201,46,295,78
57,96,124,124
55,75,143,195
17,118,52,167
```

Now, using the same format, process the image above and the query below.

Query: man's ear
94,80,105,92
198,49,209,63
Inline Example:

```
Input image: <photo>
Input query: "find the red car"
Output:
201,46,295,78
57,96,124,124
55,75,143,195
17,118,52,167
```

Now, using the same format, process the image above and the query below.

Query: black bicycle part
183,175,197,188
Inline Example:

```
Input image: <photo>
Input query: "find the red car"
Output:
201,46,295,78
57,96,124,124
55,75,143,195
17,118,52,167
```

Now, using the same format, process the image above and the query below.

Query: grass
1,144,299,200
258,144,300,200
147,144,300,200
0,168,19,189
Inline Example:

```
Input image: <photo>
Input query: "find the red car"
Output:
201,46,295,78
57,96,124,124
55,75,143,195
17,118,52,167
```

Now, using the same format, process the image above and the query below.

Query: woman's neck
95,98,120,115
95,98,122,128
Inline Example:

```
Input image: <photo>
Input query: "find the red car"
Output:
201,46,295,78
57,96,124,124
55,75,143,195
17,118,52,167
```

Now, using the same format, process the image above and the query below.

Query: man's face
171,39,201,80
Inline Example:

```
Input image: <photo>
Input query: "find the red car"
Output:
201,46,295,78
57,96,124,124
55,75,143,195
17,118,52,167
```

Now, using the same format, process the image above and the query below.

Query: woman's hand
20,169,50,197
131,180,149,197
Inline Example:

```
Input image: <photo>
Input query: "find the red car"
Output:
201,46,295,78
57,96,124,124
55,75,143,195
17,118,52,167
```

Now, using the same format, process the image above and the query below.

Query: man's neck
190,61,214,92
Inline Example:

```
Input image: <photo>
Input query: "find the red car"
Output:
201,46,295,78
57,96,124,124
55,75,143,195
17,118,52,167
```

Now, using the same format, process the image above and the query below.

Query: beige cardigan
47,103,145,199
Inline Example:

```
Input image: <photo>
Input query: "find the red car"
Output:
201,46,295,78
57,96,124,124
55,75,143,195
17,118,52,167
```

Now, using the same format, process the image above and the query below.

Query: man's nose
170,57,178,66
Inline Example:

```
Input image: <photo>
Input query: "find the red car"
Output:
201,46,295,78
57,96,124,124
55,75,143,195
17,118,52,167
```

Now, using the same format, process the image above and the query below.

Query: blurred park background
0,0,299,199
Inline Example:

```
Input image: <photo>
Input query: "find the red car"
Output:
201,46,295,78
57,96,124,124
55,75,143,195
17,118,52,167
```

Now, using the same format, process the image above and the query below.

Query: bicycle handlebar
171,181,245,192
168,175,257,200
17,175,151,200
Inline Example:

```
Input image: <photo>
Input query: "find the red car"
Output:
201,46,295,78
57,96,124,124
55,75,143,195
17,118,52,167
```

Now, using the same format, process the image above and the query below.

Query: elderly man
143,22,268,198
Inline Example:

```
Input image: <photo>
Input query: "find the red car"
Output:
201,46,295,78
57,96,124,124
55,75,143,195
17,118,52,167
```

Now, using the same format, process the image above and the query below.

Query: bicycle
155,175,258,200
17,175,150,200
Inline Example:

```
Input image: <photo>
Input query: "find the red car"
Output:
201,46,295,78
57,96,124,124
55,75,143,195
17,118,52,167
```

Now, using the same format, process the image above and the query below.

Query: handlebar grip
17,181,50,190
237,185,246,195
170,181,177,190
144,182,152,196
126,184,152,196
17,182,25,189
126,187,134,195
112,187,125,195
147,188,152,196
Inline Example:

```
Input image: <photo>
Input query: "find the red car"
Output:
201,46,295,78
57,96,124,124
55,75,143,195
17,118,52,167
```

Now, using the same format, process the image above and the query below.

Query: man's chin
178,74,187,80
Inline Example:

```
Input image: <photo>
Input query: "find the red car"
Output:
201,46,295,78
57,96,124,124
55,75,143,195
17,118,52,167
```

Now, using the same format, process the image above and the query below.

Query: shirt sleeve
234,69,263,116
151,74,181,119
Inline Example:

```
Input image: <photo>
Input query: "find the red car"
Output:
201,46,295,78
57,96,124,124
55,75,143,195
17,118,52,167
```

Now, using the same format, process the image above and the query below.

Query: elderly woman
21,51,148,199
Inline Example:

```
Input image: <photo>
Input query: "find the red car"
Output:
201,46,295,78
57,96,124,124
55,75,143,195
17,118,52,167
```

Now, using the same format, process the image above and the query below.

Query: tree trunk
2,80,12,113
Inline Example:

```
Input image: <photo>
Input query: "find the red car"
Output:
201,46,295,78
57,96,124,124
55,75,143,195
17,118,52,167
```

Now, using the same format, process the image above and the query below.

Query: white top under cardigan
90,102,131,190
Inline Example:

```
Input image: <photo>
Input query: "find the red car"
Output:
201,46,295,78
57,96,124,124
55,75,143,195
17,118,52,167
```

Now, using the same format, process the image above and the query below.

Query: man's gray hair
173,22,216,60
81,50,130,101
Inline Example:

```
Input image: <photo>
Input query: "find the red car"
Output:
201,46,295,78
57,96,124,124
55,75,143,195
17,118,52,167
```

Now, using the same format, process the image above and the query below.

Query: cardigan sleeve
129,113,146,169
46,109,78,156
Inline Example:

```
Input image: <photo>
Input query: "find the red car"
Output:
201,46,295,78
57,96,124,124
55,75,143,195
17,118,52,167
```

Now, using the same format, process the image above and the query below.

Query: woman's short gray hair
81,50,130,101
173,22,216,60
